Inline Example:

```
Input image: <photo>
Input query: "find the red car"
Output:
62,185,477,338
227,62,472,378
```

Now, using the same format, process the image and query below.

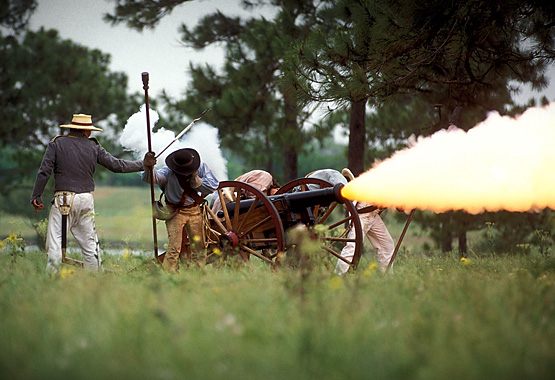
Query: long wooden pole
142,72,158,259
386,209,415,273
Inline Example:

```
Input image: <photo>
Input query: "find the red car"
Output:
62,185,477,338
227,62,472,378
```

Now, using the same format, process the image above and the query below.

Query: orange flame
341,102,555,214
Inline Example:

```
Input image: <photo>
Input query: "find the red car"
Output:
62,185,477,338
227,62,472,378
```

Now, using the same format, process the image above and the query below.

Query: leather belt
166,202,198,209
180,203,198,209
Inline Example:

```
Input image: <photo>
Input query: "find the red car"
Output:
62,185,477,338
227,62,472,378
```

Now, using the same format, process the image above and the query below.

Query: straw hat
341,168,355,182
60,114,103,131
166,148,201,176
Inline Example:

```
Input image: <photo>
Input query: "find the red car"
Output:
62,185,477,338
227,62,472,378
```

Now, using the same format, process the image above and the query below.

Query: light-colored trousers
335,209,395,275
46,192,100,273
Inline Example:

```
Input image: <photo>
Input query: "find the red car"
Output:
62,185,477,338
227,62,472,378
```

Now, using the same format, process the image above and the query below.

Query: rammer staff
142,72,159,259
155,108,210,159
386,209,415,273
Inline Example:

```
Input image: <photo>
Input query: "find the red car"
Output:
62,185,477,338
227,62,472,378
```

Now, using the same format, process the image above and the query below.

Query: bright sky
29,0,555,104
29,0,274,98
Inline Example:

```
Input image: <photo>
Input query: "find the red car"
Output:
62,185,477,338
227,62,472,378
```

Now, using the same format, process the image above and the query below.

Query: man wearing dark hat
142,148,219,272
31,114,152,273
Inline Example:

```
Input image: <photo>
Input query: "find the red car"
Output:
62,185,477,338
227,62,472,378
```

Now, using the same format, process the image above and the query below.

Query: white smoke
119,105,228,181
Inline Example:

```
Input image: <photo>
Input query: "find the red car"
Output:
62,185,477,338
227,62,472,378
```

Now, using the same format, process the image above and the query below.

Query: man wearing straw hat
142,147,219,272
31,114,152,273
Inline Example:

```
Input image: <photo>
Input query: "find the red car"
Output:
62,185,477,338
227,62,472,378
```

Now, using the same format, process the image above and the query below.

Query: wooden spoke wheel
205,180,286,267
276,178,364,272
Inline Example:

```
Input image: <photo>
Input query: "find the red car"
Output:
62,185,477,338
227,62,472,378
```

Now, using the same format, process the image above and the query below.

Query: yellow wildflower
60,267,76,279
212,247,222,256
460,257,470,265
363,263,378,276
328,275,344,290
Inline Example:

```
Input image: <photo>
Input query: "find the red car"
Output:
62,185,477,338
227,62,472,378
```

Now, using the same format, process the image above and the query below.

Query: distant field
1,187,167,250
92,186,168,248
1,186,430,253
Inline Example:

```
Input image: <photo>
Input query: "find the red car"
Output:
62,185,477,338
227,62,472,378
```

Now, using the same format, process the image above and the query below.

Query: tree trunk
284,147,298,182
440,213,453,252
458,230,467,256
283,92,298,182
264,128,274,174
348,98,367,176
441,230,453,252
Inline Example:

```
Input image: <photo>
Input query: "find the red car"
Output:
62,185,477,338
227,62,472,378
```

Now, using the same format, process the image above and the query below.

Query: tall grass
1,248,554,380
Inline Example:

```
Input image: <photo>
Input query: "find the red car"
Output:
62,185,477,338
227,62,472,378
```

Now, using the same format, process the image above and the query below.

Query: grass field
0,248,554,380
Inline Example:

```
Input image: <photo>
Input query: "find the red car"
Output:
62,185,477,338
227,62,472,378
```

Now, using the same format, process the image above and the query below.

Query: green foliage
0,28,138,149
297,137,348,178
32,217,48,250
0,232,25,262
414,209,555,256
474,211,555,255
0,0,36,34
1,252,554,379
104,0,192,31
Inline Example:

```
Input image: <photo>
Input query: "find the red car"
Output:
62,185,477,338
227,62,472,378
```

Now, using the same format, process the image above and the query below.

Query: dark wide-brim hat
166,148,201,176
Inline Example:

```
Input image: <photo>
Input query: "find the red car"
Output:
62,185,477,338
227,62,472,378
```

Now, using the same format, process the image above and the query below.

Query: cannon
219,183,345,222
191,177,365,271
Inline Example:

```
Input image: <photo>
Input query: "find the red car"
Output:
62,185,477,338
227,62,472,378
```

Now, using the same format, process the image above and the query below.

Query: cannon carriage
162,177,365,272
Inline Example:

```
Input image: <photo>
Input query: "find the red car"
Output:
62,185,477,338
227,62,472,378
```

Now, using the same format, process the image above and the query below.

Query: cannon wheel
276,178,364,272
205,180,286,267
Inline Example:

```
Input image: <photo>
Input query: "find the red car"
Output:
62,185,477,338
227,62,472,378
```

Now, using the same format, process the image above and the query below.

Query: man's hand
188,170,203,188
143,152,157,170
32,198,44,216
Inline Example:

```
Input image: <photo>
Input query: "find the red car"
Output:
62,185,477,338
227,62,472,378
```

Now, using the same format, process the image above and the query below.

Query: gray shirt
142,162,219,206
31,130,143,203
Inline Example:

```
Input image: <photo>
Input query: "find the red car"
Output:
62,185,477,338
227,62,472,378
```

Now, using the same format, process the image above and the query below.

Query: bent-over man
142,148,219,272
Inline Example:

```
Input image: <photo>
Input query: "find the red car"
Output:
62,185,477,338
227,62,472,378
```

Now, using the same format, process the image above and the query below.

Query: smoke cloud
341,102,555,214
119,105,228,181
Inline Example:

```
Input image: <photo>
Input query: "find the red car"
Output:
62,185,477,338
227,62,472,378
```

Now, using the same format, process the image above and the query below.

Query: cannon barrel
220,183,345,216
